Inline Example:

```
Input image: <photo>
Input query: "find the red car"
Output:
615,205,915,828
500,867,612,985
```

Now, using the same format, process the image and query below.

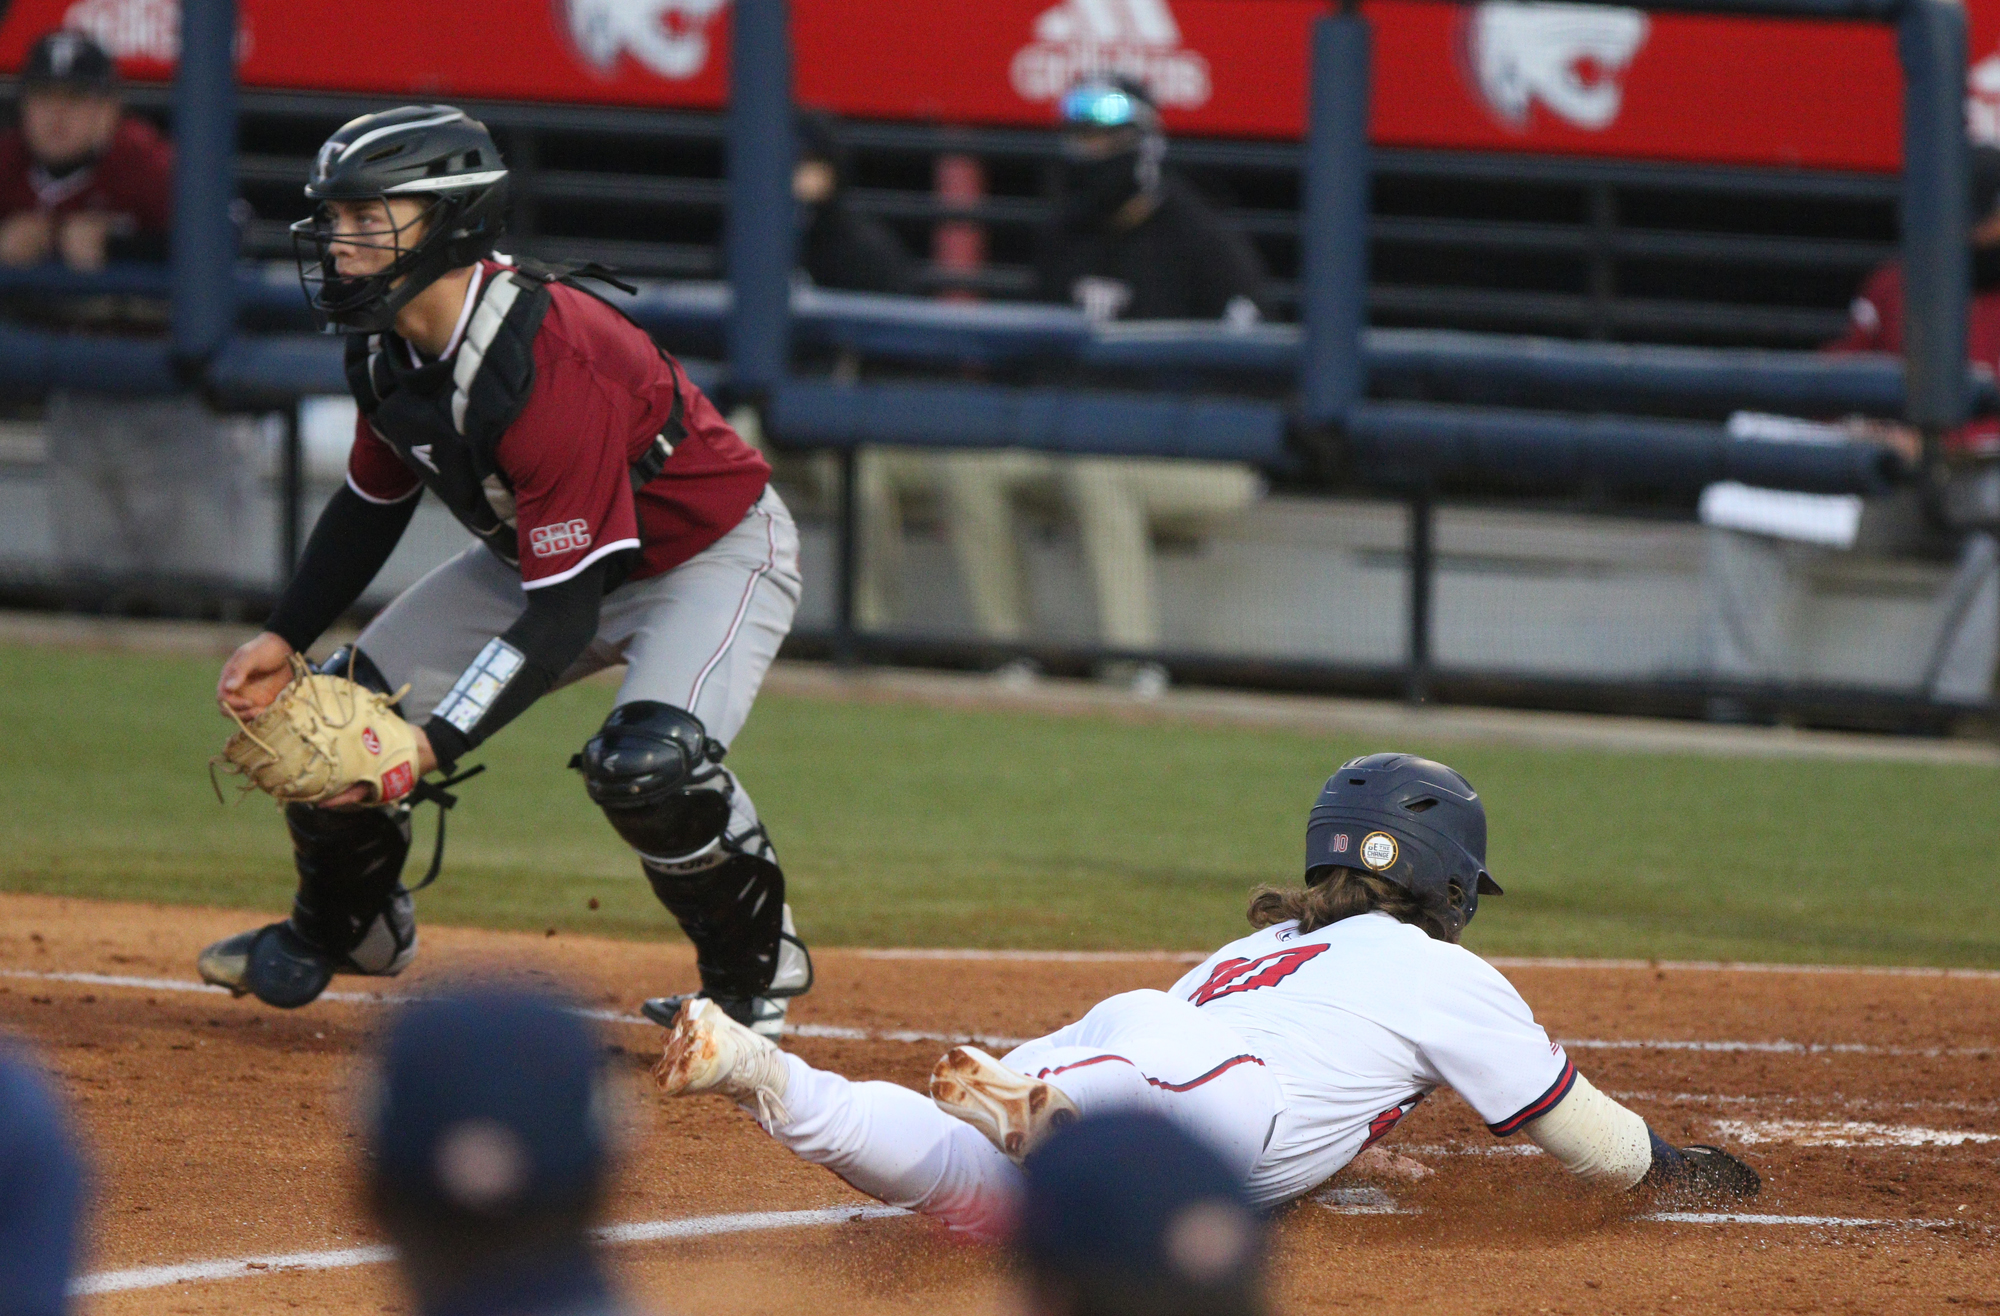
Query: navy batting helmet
1304,753,1501,938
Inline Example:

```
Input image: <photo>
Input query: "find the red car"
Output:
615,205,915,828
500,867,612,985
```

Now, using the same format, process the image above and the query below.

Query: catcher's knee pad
574,702,733,866
284,801,416,972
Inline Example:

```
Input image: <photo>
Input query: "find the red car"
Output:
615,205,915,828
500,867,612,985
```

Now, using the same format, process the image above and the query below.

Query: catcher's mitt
212,656,421,805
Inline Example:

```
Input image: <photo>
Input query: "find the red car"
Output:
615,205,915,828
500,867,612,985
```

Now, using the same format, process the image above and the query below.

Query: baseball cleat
197,928,264,998
642,992,789,1037
198,914,415,1010
929,1045,1080,1162
652,997,791,1125
199,924,337,1009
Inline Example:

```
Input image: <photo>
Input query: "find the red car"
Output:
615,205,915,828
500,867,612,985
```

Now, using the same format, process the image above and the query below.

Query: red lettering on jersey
379,762,414,803
1188,944,1332,1006
529,518,593,558
361,728,381,756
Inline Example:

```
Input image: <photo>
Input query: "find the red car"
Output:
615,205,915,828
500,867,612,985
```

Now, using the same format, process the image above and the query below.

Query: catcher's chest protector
346,269,551,568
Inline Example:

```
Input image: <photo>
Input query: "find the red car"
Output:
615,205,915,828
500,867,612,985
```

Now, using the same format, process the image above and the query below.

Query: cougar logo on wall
563,0,730,81
1463,1,1649,132
1969,48,2000,147
1012,0,1212,110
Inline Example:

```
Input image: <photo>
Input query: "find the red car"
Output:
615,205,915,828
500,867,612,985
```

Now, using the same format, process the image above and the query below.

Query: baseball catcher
654,753,1759,1234
202,106,810,1032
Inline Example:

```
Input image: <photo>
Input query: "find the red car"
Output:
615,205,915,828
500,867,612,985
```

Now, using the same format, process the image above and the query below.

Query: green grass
3,641,1995,966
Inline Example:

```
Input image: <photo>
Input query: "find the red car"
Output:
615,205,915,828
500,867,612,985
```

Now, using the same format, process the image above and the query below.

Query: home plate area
2,894,1995,1316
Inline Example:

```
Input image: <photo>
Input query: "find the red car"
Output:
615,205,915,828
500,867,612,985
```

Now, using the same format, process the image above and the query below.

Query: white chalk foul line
75,1245,395,1296
854,950,2000,980
6,969,1993,1059
1644,1211,1962,1229
74,1204,910,1296
1309,1190,1966,1231
1487,958,2000,982
852,948,1207,964
0,968,401,1006
1715,1119,2000,1148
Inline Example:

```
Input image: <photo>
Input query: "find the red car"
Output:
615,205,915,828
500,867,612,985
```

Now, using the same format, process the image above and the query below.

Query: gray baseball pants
356,486,802,840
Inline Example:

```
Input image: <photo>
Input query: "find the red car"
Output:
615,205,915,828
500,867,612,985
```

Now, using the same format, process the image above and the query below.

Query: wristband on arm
418,559,608,768
1520,1073,1653,1190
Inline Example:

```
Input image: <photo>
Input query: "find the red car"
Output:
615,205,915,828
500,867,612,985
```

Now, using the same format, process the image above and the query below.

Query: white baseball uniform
759,911,1576,1236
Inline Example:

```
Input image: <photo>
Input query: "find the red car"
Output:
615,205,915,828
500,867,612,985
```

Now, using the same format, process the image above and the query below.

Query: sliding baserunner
653,753,1758,1235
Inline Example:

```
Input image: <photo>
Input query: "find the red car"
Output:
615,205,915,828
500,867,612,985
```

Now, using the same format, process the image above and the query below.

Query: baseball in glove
211,655,421,806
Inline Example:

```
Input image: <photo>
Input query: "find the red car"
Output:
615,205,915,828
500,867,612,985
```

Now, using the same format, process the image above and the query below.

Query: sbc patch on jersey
529,518,592,557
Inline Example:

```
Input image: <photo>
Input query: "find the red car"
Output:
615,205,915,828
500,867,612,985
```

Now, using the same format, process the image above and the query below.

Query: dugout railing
0,0,1990,731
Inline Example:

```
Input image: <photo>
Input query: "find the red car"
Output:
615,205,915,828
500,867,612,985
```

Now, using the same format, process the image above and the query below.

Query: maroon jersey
1828,261,2000,456
0,115,172,236
347,260,770,589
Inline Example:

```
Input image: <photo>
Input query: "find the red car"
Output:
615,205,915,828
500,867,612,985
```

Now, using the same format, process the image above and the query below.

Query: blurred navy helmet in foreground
0,1042,90,1316
365,987,623,1316
1016,1112,1266,1316
369,986,612,1216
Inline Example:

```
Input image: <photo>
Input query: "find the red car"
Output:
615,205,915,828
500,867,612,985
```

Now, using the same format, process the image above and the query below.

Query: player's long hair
1246,866,1457,943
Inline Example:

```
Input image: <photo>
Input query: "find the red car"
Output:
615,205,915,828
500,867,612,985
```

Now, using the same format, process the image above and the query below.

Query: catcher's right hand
218,631,301,719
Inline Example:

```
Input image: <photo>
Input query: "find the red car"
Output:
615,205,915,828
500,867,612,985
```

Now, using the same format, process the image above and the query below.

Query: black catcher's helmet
1304,753,1502,939
291,105,508,333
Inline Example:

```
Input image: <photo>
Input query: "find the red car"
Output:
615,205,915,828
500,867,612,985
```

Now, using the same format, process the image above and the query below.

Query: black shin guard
285,802,416,969
643,852,787,1000
578,702,806,1002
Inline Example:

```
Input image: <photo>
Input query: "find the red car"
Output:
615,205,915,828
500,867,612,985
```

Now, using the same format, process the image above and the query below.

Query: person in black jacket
1035,79,1265,326
991,79,1267,693
795,109,917,296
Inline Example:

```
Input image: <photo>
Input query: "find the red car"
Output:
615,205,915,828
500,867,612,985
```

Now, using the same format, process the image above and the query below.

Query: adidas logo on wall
1011,0,1213,110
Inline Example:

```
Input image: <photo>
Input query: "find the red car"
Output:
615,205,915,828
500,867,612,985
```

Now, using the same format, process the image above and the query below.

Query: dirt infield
3,893,1996,1316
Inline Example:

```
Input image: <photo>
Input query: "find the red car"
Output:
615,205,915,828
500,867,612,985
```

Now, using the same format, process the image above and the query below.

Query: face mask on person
1058,148,1146,231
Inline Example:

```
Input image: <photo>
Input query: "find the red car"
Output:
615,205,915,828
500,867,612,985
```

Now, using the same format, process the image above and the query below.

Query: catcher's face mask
292,195,447,326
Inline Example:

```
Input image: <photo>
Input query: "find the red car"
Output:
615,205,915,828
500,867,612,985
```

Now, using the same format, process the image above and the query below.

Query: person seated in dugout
1034,78,1266,327
794,108,919,297
1830,143,2000,462
4,29,252,585
922,79,1266,692
654,753,1761,1238
1697,145,2000,701
0,29,171,272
